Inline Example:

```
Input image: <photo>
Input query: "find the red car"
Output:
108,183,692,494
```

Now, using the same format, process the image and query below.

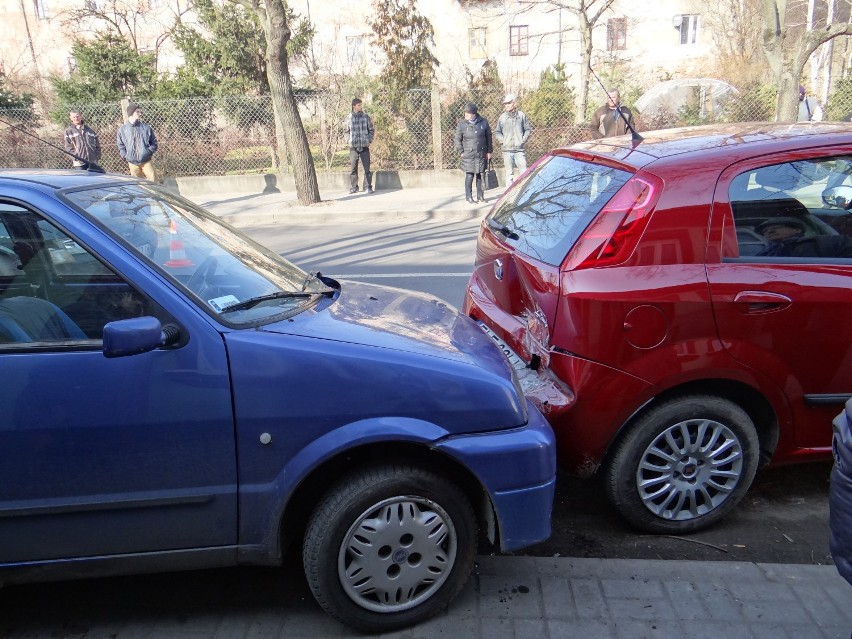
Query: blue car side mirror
102,316,175,358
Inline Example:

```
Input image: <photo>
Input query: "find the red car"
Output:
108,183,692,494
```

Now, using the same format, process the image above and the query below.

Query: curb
215,206,490,226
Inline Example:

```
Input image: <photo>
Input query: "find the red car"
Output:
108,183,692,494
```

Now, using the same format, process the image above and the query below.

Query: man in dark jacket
64,109,101,170
117,102,158,181
588,89,635,139
756,217,852,258
344,98,375,194
454,102,492,204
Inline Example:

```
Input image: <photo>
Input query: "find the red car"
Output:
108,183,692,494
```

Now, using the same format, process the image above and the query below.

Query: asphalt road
528,463,833,565
240,218,836,568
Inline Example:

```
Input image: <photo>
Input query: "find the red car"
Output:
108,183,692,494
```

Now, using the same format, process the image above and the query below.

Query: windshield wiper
487,218,520,240
220,290,331,313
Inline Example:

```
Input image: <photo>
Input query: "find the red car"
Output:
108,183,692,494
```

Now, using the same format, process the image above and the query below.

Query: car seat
0,296,86,342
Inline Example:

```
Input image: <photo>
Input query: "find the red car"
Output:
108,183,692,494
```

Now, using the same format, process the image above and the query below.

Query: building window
469,28,487,59
509,25,529,56
678,14,699,45
33,0,48,20
606,18,627,51
346,36,365,66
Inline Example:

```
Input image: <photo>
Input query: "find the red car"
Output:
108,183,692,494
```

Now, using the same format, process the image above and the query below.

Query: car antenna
0,114,105,173
588,66,643,145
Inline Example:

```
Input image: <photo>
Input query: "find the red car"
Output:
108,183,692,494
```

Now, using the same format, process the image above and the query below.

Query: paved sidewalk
188,186,496,226
1,556,847,638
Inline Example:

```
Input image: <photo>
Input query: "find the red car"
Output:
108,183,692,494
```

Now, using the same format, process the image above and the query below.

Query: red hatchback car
464,122,852,534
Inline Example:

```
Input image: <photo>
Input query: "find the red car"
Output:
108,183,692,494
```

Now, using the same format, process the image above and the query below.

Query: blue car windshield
64,183,332,326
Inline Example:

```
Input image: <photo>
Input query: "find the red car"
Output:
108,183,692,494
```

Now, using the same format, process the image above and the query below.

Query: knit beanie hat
126,102,140,117
464,102,478,115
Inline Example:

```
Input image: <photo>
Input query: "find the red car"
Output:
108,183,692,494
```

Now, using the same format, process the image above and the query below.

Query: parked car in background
0,170,556,632
464,122,852,534
830,399,852,587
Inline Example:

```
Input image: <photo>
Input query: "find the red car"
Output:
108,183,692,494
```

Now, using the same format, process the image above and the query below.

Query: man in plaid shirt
344,98,375,194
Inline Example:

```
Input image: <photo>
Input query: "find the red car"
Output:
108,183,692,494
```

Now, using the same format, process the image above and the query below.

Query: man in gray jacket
117,102,158,181
494,94,531,186
64,109,101,170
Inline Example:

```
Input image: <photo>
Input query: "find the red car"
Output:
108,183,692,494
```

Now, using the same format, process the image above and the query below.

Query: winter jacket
589,104,635,139
344,111,374,149
830,399,852,586
494,110,531,152
63,122,102,166
117,120,158,165
454,115,492,174
798,97,823,122
758,234,852,258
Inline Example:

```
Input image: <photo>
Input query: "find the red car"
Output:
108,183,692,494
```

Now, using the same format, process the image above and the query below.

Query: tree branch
228,0,264,21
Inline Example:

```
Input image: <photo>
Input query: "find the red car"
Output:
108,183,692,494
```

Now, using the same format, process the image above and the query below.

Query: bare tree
57,0,189,69
704,0,765,84
17,0,46,100
228,0,320,205
517,0,618,124
762,0,852,121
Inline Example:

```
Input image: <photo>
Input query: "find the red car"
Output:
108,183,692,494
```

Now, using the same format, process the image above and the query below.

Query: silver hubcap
636,418,744,521
338,496,456,613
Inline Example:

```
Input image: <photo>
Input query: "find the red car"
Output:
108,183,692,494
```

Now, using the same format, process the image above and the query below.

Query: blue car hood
259,280,513,380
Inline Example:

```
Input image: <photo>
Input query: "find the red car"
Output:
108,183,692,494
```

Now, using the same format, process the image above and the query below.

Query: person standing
588,89,635,139
798,85,824,122
454,103,493,205
344,98,375,194
117,102,158,181
494,94,531,187
63,108,101,170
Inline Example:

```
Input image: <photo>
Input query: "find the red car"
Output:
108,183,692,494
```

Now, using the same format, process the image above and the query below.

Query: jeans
349,147,372,190
465,172,484,200
502,150,527,186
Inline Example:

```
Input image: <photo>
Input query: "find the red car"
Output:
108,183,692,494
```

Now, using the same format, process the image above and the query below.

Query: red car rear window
487,155,631,266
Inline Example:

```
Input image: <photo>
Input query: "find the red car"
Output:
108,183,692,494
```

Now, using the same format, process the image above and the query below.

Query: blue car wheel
302,465,477,632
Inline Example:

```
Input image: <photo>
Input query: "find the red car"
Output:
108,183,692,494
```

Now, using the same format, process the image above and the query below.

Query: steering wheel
185,256,218,299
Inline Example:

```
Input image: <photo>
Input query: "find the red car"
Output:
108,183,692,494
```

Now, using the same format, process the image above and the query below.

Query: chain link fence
3,82,852,177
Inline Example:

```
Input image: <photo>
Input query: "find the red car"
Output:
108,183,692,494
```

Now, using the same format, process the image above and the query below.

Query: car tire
302,464,477,632
605,395,759,534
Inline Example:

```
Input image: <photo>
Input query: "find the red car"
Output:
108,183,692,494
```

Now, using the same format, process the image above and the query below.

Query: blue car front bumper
436,401,556,552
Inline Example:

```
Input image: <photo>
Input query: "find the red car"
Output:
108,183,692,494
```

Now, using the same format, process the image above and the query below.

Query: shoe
365,187,373,194
477,197,487,203
349,187,358,194
466,197,475,204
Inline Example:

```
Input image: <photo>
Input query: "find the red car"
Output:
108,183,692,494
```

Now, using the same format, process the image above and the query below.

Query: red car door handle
733,291,792,313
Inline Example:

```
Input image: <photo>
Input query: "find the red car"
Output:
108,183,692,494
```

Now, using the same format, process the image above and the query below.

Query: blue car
831,398,852,587
0,170,556,632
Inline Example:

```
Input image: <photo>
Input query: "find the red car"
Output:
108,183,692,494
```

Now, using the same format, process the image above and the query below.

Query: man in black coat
454,102,492,204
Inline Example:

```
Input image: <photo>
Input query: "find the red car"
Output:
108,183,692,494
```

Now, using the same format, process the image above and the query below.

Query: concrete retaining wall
170,169,467,199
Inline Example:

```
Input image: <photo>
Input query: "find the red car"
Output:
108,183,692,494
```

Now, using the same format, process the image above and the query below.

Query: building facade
0,0,845,104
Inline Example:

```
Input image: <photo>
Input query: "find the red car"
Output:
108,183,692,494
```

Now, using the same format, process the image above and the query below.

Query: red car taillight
564,174,663,270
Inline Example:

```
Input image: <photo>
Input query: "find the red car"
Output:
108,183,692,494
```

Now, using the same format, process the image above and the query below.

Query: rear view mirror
821,185,852,209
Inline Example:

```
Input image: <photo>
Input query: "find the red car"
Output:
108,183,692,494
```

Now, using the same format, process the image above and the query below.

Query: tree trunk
262,0,320,204
577,17,593,125
762,0,852,122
